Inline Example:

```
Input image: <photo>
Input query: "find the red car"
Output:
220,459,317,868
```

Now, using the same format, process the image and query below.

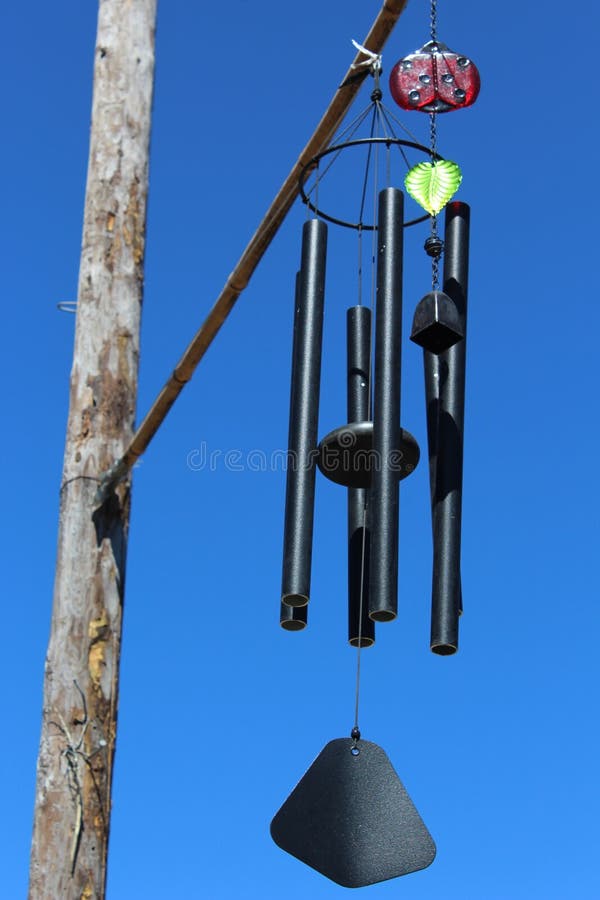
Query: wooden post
28,2,156,897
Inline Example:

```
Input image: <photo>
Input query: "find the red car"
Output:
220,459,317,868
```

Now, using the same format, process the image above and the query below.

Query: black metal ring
299,137,442,231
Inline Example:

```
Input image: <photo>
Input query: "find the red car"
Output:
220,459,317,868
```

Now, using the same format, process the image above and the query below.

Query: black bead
424,235,444,258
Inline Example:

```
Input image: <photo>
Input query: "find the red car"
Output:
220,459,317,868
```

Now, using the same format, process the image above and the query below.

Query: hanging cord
352,139,380,751
357,227,363,306
356,61,385,299
353,64,383,738
378,102,421,147
307,40,383,212
369,145,380,324
306,162,318,220
356,103,379,228
304,102,376,206
308,71,425,230
351,502,369,751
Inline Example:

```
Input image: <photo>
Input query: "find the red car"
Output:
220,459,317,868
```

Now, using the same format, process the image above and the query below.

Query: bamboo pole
28,2,156,897
98,0,409,497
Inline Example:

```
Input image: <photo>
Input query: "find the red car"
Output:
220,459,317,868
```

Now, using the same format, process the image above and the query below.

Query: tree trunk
29,2,156,897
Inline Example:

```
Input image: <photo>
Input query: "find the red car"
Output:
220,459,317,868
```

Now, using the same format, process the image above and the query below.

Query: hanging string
306,90,425,225
304,103,375,206
309,161,320,221
356,74,384,303
378,101,421,146
354,0,445,747
357,227,363,306
369,144,379,327
356,103,379,227
351,501,369,747
352,132,380,749
354,68,381,728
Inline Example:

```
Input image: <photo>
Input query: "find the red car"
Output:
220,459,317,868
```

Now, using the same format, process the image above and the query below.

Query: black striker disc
270,738,436,888
317,421,419,488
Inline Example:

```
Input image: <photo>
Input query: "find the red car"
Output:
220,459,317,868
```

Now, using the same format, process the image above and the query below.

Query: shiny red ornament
389,40,480,113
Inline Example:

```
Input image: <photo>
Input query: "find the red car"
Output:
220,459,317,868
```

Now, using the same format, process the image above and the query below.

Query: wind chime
272,0,480,887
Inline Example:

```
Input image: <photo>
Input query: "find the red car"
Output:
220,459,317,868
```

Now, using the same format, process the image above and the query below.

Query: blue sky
2,1,599,897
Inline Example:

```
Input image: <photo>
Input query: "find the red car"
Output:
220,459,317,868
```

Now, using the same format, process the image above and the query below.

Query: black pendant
410,289,463,355
270,738,436,887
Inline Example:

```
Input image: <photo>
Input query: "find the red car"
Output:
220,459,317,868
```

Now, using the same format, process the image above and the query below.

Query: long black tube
347,306,375,647
427,201,470,653
280,274,308,630
369,188,404,622
281,219,327,611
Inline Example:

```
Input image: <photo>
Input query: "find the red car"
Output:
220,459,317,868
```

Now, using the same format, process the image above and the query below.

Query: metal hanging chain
429,110,441,289
430,0,438,43
424,0,445,287
429,107,438,162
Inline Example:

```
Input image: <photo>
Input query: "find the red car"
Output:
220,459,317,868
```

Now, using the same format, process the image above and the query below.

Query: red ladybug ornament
389,40,480,113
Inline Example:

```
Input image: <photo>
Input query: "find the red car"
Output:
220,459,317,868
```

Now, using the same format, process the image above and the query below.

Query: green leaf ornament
404,159,462,216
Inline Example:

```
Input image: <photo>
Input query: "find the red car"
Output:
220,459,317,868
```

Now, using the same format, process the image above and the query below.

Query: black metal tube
280,273,309,631
428,201,470,653
369,188,404,622
347,306,375,647
281,219,327,610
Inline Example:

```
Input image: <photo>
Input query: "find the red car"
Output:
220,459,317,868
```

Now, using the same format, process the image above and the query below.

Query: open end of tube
282,593,309,608
349,636,375,648
369,610,397,623
280,619,307,631
431,642,458,656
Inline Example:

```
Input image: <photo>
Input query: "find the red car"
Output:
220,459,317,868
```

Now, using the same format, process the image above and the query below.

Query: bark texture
29,2,156,897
